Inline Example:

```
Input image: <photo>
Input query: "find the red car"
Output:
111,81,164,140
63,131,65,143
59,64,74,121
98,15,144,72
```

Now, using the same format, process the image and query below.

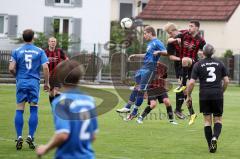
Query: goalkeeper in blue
36,60,98,159
116,26,167,120
9,29,49,150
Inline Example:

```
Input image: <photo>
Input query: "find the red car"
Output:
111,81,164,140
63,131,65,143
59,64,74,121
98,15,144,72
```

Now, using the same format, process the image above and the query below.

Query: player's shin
204,126,213,147
141,106,152,119
182,67,188,86
166,106,174,120
15,110,24,138
213,123,222,139
28,106,38,138
176,92,184,111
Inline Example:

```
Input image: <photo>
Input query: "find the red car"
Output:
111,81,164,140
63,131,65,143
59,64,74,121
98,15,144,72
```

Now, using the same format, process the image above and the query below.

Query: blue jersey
10,43,48,80
52,89,98,159
142,38,166,71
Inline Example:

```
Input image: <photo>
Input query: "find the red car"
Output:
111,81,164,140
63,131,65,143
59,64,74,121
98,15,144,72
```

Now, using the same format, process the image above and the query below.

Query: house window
53,18,70,36
55,0,72,6
0,16,4,34
142,3,147,10
120,3,133,20
157,29,167,44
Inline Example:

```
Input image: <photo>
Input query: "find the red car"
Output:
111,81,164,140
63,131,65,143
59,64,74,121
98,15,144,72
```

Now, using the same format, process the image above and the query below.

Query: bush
223,49,233,58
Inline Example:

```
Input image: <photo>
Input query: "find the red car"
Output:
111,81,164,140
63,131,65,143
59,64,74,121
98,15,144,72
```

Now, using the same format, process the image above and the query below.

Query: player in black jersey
186,44,229,153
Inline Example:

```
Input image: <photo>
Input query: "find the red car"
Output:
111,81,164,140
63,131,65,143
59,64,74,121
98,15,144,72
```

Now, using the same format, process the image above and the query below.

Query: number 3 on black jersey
206,67,216,82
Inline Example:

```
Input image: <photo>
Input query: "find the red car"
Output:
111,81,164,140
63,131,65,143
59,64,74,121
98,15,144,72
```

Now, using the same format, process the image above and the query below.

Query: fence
0,50,11,74
0,48,239,83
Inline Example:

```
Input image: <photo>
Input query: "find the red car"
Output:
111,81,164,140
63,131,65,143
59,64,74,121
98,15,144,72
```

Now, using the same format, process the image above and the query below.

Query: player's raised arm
128,53,145,61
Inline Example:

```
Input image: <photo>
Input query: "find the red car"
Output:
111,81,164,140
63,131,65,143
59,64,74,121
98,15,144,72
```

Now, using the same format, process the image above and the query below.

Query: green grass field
0,85,240,159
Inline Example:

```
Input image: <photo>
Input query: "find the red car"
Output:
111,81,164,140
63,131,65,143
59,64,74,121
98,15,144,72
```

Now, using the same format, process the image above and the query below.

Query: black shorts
200,99,223,117
148,92,168,105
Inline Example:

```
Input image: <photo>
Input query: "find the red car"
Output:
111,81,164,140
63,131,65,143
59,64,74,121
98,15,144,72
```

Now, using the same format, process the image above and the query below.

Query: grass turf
0,85,239,159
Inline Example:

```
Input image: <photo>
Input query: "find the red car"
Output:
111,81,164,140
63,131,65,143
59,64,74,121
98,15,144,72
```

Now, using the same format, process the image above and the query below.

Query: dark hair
144,26,156,36
56,60,84,85
22,29,34,42
203,44,215,58
190,20,200,28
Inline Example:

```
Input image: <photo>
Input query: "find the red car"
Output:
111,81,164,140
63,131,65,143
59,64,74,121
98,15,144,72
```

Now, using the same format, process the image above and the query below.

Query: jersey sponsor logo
20,50,39,55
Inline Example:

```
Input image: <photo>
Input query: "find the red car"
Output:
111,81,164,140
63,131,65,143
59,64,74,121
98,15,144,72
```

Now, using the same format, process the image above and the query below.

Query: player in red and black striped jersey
45,37,68,104
171,21,206,93
137,62,177,124
164,23,187,119
168,21,206,125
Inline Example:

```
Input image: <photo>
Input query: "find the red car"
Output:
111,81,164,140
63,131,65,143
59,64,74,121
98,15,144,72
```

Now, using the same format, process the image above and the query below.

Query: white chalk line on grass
0,136,14,142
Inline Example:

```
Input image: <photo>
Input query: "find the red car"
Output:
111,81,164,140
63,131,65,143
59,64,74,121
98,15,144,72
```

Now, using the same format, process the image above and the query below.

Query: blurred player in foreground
36,60,98,159
187,44,229,153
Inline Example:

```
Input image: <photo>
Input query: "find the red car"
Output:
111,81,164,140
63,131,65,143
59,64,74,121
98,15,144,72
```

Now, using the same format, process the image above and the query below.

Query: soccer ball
120,17,133,29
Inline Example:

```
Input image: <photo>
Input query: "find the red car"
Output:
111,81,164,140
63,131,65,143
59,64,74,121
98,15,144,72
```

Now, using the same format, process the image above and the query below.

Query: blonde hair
163,22,178,32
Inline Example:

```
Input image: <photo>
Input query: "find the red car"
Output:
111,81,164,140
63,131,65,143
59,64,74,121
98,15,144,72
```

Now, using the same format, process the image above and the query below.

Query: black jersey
167,42,182,78
191,58,228,100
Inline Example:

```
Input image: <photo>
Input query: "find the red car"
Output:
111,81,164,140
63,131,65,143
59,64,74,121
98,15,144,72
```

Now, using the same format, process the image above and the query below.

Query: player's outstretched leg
137,105,153,124
116,88,138,113
127,91,144,120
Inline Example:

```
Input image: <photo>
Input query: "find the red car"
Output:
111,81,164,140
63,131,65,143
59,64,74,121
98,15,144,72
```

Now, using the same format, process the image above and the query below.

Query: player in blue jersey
116,26,167,120
36,60,98,159
9,29,50,150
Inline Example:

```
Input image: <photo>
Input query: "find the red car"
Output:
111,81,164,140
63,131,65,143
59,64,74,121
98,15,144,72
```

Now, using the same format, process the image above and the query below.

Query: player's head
189,20,200,35
56,60,84,86
22,29,34,43
163,22,178,37
203,44,215,58
144,26,156,41
48,37,57,49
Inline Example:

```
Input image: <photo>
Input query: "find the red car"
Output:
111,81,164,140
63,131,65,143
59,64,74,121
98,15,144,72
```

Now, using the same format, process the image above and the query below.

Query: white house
138,0,240,56
0,0,111,53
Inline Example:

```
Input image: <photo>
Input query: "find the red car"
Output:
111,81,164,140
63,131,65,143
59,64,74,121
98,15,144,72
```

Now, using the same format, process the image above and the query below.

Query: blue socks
28,106,38,138
15,110,24,138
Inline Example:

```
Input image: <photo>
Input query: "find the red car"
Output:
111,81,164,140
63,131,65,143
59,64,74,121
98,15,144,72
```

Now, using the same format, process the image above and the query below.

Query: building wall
225,6,240,54
0,0,111,52
143,19,236,56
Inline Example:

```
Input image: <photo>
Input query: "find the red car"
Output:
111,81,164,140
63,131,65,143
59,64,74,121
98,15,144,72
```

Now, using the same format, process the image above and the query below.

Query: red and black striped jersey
45,48,68,76
177,31,206,61
148,62,168,89
167,30,187,58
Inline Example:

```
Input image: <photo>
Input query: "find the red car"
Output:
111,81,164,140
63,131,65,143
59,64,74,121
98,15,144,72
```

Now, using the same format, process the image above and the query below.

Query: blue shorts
16,78,40,104
135,69,155,91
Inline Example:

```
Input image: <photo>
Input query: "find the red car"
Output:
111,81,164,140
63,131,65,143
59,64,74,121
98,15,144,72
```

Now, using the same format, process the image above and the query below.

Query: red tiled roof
138,0,240,21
